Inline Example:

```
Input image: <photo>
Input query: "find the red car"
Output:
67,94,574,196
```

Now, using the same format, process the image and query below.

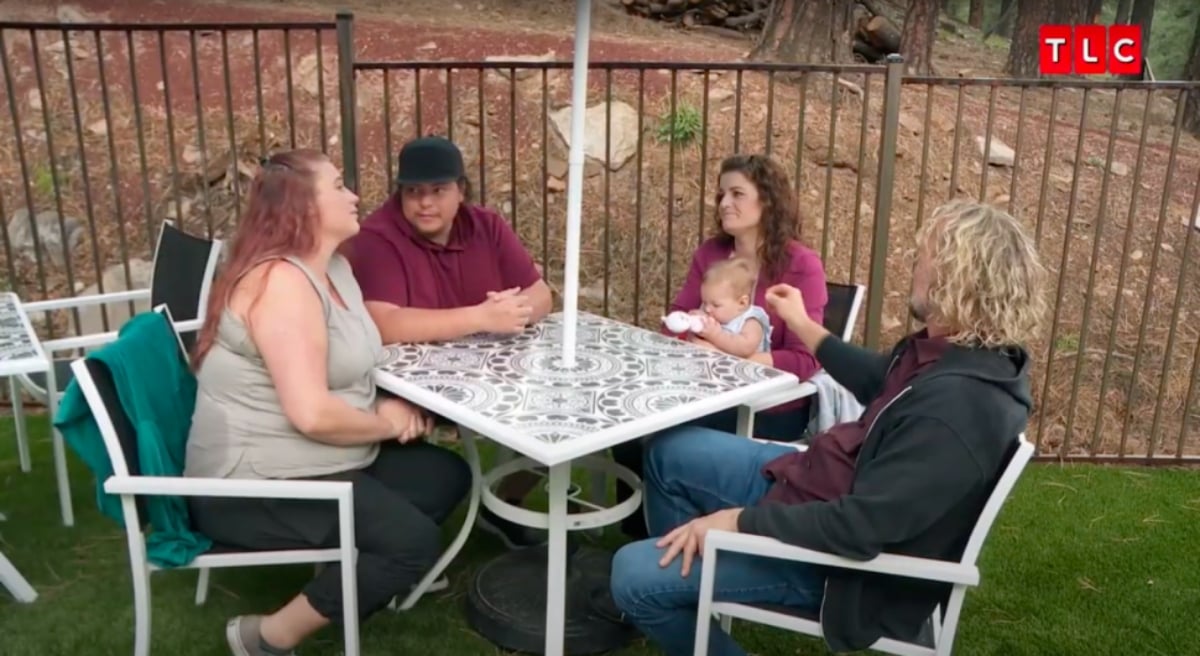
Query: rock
898,112,923,136
547,176,566,193
182,144,202,165
929,114,956,133
5,208,84,266
549,101,639,172
1110,161,1129,176
1185,206,1200,231
164,196,194,222
486,51,555,81
1130,249,1143,261
883,315,901,331
294,53,321,97
859,202,872,218
55,5,89,22
976,136,1014,167
70,259,154,337
26,88,41,111
416,41,437,51
546,156,568,179
87,119,108,137
708,88,734,102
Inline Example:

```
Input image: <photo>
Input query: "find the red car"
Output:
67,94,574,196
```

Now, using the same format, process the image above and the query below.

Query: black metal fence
2,12,1199,464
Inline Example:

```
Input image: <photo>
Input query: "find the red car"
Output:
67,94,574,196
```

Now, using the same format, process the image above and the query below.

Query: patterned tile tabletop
373,311,798,465
0,292,48,377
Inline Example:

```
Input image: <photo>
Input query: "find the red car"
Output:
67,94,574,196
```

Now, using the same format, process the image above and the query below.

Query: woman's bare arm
239,261,396,445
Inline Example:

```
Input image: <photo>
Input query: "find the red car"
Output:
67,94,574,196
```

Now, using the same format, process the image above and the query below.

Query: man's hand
765,283,830,353
656,508,742,577
764,284,813,329
476,287,533,334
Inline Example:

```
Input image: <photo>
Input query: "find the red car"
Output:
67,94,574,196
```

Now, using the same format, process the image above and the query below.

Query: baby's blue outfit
720,305,772,353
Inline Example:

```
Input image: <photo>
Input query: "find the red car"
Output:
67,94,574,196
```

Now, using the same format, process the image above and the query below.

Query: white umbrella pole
560,0,591,368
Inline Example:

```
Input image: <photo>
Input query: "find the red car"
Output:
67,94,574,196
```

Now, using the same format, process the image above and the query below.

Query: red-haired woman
184,150,470,656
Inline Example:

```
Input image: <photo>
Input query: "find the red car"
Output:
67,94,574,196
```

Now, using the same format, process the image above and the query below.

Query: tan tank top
184,254,383,480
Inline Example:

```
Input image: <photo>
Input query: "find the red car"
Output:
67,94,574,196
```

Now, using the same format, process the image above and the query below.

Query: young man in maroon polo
346,136,553,548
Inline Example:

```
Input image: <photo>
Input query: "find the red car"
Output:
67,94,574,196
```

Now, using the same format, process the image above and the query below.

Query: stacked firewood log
617,0,904,64
618,0,772,32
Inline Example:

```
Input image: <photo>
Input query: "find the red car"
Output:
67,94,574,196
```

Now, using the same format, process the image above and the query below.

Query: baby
662,257,771,357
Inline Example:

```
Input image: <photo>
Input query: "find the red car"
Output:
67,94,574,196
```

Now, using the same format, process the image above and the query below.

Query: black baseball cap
395,136,465,186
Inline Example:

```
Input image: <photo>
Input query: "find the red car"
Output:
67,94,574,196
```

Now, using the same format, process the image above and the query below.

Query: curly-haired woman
613,153,828,538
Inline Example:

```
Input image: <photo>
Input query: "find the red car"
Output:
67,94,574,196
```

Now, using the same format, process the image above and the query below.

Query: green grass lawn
1,415,1197,655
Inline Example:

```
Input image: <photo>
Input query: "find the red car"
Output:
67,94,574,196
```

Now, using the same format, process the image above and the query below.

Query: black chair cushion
82,358,149,521
149,223,218,353
823,283,859,341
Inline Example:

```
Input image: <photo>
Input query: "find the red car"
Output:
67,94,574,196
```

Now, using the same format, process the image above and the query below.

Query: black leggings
189,441,471,622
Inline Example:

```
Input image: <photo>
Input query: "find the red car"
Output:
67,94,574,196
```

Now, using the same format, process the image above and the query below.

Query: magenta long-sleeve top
664,237,828,413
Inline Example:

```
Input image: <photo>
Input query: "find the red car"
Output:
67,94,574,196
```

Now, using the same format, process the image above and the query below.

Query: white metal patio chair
693,434,1035,656
11,220,222,527
68,307,361,656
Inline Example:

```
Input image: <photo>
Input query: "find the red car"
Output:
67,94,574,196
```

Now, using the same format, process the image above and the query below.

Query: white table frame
373,312,799,656
0,291,49,603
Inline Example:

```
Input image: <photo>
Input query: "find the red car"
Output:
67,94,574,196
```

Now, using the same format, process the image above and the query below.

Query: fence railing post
865,53,903,350
336,11,359,193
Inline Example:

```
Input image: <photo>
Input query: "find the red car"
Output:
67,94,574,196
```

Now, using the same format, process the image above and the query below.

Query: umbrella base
464,543,638,654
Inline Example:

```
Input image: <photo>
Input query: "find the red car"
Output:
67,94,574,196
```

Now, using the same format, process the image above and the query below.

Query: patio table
0,291,48,603
372,311,798,656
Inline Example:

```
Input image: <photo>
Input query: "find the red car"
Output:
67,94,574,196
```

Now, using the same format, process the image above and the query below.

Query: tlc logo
1039,25,1142,76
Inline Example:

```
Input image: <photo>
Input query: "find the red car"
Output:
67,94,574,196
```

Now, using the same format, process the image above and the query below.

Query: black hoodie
736,333,1032,653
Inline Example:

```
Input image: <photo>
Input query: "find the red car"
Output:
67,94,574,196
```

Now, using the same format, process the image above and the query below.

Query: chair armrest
750,381,816,411
173,317,203,333
704,530,979,586
24,289,151,313
103,475,353,503
41,317,204,354
43,330,121,353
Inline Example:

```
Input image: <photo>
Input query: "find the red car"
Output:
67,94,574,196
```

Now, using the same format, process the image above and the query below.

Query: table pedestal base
465,544,637,655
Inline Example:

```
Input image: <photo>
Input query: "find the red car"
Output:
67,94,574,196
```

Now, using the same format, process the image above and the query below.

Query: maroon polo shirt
759,331,951,506
345,196,542,309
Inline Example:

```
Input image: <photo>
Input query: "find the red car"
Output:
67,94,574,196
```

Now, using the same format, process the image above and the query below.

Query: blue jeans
610,427,826,656
689,403,812,442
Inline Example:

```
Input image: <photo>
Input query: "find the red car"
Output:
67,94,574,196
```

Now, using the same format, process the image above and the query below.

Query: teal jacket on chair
54,311,212,568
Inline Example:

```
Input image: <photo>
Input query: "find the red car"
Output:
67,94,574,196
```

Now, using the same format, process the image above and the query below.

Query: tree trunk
1114,0,1133,23
1184,9,1200,135
901,0,939,74
752,0,857,63
989,0,1015,38
1006,0,1092,77
968,0,984,28
1124,0,1156,79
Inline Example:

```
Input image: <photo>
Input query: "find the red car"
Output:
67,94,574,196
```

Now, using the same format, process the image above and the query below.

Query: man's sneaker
477,506,545,549
225,615,294,656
